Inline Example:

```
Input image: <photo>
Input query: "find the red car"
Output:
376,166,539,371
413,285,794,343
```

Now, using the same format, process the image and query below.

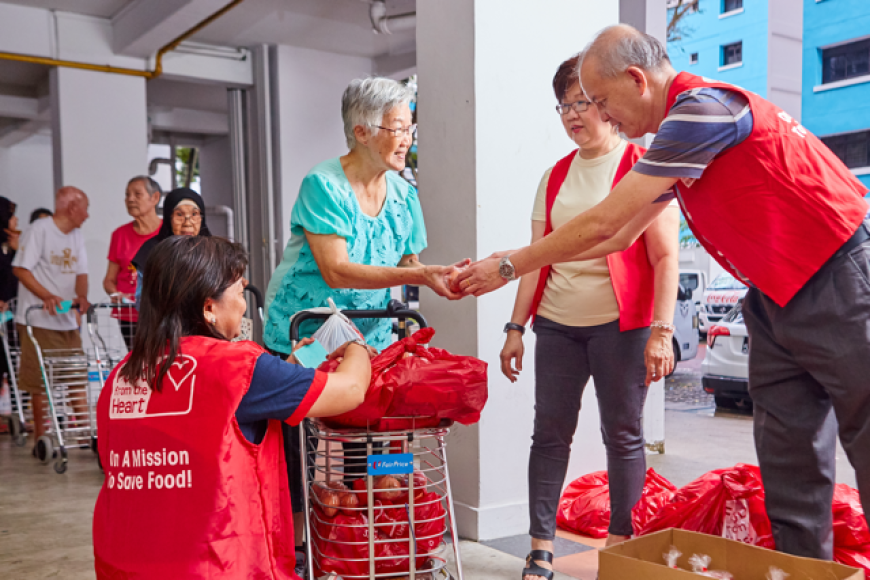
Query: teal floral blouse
263,158,427,355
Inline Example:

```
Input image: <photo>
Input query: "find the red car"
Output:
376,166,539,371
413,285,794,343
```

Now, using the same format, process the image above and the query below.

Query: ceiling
0,0,130,18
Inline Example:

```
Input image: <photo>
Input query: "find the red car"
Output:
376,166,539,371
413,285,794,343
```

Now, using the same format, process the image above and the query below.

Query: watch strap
504,322,526,335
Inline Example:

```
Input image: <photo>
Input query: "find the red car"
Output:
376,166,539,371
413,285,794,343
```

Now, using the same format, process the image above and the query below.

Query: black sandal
522,549,554,580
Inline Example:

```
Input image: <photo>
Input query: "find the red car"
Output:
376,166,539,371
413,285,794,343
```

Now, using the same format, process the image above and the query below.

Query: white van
669,283,700,376
699,273,748,334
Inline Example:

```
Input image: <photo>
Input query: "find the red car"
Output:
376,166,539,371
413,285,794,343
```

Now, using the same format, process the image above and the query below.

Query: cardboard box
599,529,864,580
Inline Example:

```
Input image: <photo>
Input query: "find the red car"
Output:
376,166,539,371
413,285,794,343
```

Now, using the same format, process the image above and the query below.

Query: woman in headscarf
131,188,211,309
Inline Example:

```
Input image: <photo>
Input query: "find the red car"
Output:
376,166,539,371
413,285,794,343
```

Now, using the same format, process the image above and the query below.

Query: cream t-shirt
531,140,628,327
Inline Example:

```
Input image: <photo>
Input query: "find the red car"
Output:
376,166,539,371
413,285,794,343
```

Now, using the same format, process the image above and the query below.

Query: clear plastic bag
663,547,682,569
306,298,364,353
688,554,734,579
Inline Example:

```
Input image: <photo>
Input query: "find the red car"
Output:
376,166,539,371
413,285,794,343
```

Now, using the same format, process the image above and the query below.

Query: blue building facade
802,0,870,190
667,0,770,98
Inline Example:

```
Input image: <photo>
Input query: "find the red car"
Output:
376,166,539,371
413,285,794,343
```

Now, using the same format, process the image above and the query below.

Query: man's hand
72,295,90,315
456,256,508,297
423,258,471,300
41,294,64,316
644,328,674,386
499,330,525,383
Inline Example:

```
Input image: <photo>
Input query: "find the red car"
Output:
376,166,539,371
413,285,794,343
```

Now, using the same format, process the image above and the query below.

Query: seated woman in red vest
93,235,372,579
498,54,680,580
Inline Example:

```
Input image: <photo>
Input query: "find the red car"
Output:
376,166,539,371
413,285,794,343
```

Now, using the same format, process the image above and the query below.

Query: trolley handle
289,299,428,343
244,284,265,323
25,303,81,325
85,302,136,323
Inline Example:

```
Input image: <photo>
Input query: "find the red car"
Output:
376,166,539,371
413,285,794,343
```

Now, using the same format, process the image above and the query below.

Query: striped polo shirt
634,87,753,181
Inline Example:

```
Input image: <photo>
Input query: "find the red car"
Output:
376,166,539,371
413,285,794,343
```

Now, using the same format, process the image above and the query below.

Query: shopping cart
1,298,29,446
292,301,464,580
25,304,94,474
85,301,138,467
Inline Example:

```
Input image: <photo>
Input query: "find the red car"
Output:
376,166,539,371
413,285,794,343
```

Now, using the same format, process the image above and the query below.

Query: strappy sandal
522,549,554,580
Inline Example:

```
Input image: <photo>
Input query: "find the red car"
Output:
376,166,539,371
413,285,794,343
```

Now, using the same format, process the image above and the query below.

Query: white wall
273,45,373,244
417,0,619,540
50,67,149,303
0,134,55,228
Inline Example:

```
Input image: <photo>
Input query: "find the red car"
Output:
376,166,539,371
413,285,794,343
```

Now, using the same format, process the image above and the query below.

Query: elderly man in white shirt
13,186,90,452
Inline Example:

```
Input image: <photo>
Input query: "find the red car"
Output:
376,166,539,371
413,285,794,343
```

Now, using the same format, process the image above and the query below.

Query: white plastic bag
766,567,789,580
307,298,364,353
663,547,682,569
0,375,11,417
688,554,734,579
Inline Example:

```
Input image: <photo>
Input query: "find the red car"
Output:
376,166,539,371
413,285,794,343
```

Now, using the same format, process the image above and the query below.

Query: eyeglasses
555,100,591,115
373,124,417,139
172,211,202,224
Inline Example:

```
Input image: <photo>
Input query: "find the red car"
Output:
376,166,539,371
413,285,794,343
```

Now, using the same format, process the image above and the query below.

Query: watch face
499,258,515,280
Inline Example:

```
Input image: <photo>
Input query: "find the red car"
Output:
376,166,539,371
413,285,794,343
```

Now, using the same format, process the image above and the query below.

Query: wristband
504,322,526,335
651,320,676,333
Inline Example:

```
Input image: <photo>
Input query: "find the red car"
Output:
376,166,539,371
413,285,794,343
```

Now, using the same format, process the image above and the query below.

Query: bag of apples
319,327,488,430
311,472,447,576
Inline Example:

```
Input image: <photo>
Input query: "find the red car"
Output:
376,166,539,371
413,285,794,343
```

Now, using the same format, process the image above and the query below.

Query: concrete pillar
273,45,373,244
50,67,148,302
417,0,620,541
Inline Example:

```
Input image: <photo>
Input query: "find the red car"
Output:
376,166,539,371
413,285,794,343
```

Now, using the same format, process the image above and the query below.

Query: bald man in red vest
459,24,870,560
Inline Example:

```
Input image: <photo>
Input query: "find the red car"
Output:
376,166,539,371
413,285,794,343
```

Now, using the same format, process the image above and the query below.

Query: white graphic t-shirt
12,217,88,330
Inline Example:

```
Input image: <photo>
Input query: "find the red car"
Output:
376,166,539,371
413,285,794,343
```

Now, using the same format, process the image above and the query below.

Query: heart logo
166,355,197,392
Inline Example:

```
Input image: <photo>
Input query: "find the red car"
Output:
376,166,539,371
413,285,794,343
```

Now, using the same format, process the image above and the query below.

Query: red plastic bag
556,468,675,538
636,464,774,549
312,512,371,578
632,470,678,532
833,483,870,572
320,328,488,430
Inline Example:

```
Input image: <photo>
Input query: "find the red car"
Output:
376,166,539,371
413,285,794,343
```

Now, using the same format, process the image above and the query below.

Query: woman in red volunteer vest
497,55,680,580
93,236,373,579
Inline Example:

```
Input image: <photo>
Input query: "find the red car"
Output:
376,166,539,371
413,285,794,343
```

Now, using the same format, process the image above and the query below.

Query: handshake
427,250,515,300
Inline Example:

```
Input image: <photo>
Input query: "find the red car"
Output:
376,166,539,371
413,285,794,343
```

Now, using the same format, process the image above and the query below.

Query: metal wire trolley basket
1,298,29,446
291,302,464,580
25,305,94,473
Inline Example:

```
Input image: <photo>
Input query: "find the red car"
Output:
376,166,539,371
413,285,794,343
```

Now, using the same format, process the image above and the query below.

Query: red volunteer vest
531,143,655,331
93,337,298,580
668,72,869,306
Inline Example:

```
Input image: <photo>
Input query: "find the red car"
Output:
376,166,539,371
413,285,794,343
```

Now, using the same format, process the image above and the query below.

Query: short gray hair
128,175,162,198
341,77,414,149
580,25,671,78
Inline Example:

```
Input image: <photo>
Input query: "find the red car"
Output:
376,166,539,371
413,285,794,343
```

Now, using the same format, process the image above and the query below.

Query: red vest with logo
93,336,298,579
531,143,655,332
667,72,869,306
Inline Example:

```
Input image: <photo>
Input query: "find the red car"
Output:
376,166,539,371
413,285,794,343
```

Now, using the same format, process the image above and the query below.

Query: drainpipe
0,0,245,80
369,0,416,35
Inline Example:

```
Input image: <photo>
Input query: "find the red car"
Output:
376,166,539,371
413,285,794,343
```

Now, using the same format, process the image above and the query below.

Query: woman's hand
287,337,315,364
644,328,674,386
424,259,471,300
329,340,378,360
500,330,525,383
4,228,19,251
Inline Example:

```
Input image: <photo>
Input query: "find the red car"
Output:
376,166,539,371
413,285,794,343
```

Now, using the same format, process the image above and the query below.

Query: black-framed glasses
555,100,591,115
373,124,417,139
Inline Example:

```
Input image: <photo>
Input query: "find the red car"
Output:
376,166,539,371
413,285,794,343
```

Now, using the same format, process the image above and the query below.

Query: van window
680,273,699,291
708,273,746,291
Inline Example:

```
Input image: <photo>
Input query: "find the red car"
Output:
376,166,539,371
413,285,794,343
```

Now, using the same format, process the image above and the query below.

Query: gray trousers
529,317,650,539
743,226,870,559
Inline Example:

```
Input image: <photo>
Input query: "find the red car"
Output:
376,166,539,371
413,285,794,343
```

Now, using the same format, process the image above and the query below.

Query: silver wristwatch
498,256,517,282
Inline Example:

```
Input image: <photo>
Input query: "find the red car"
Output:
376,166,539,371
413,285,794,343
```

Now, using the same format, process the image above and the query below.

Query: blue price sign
367,453,413,476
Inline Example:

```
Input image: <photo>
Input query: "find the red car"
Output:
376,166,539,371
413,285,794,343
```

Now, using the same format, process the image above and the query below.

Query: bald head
579,24,672,80
55,186,87,213
54,186,89,229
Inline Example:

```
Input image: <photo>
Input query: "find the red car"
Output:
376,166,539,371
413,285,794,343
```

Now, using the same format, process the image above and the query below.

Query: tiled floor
482,528,605,579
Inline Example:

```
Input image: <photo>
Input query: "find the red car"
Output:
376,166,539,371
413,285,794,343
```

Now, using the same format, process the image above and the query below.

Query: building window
690,52,699,64
723,0,743,12
722,42,742,67
822,39,870,84
822,130,870,169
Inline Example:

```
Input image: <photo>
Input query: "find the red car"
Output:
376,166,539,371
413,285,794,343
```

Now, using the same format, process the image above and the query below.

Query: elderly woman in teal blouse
265,78,465,566
264,77,464,356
